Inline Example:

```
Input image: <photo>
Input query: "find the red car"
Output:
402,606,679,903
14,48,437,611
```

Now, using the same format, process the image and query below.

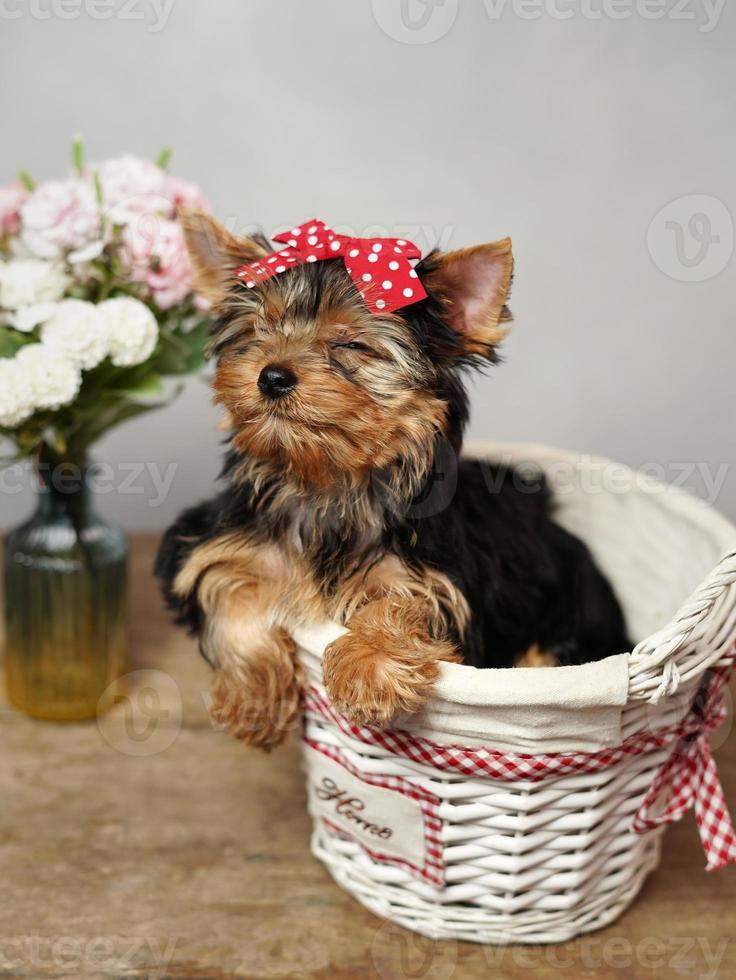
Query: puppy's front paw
322,627,456,729
209,637,302,751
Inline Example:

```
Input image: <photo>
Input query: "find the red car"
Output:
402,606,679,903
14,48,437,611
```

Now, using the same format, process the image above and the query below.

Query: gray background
1,0,734,531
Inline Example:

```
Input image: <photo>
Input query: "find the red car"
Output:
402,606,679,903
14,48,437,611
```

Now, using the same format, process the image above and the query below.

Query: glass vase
3,444,128,720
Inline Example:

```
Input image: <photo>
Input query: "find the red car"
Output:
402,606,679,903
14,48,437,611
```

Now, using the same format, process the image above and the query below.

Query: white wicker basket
295,443,736,945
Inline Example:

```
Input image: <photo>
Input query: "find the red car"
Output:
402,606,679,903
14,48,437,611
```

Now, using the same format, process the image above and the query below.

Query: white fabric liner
295,625,629,751
293,442,736,753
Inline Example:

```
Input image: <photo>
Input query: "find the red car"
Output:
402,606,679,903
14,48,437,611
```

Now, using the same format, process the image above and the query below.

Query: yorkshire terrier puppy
156,214,629,749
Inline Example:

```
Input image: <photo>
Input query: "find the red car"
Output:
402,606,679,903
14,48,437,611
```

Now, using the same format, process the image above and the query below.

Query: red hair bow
234,219,427,314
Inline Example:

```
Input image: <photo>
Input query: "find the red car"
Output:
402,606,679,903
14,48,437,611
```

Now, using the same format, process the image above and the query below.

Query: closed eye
331,340,373,353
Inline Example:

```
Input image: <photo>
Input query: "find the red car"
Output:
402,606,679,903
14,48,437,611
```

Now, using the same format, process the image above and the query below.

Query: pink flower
20,179,100,258
96,154,168,225
164,176,212,215
121,217,193,310
0,182,28,237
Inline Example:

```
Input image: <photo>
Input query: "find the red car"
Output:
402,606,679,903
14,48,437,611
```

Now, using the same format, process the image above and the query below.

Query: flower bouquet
1,141,212,720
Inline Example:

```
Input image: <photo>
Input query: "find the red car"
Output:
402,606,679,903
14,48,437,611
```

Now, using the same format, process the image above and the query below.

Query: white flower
0,358,34,428
68,239,106,264
41,299,109,370
96,296,158,367
21,179,100,258
5,302,59,333
96,155,168,225
0,258,70,309
16,343,81,411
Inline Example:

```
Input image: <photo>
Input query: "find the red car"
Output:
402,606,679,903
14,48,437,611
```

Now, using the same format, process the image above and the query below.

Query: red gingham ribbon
632,667,736,871
304,653,735,874
234,219,427,314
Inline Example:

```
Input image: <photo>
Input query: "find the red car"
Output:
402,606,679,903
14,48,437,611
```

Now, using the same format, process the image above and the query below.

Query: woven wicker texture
297,443,736,944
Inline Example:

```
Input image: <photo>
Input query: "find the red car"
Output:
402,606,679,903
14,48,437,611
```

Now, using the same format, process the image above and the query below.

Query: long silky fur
156,251,629,672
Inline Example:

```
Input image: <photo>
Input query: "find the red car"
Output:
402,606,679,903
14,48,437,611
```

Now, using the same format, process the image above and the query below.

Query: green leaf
93,169,103,205
49,427,68,454
71,135,85,177
115,373,166,401
18,169,35,192
155,146,172,171
154,318,211,375
11,422,46,454
77,394,175,445
152,331,190,374
0,326,33,358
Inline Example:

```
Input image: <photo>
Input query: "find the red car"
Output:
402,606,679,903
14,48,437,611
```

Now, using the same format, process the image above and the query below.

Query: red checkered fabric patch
305,737,444,887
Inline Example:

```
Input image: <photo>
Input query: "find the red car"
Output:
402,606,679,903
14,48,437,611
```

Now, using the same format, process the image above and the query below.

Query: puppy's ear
180,209,270,307
426,239,513,357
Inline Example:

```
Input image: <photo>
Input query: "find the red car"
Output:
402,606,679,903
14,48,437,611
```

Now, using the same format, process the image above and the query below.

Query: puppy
155,215,629,749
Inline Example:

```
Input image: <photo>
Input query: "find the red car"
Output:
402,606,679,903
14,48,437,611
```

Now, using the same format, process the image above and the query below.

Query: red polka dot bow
234,219,427,315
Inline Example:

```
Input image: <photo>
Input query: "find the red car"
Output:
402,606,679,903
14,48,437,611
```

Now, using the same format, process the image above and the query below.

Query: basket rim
463,440,736,548
294,441,736,707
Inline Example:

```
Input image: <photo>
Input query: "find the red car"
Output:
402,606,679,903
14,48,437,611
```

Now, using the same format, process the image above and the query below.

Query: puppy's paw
323,626,457,729
209,632,302,751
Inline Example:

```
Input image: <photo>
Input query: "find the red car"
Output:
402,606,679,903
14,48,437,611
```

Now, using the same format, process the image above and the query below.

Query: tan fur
212,292,447,493
174,531,335,627
323,557,467,726
426,239,513,355
331,554,470,642
322,596,461,728
209,629,302,751
179,208,268,308
217,350,445,491
173,534,320,748
173,216,520,745
514,644,560,668
173,530,469,739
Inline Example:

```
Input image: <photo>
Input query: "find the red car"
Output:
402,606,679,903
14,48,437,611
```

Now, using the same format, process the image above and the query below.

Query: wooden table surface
2,534,735,980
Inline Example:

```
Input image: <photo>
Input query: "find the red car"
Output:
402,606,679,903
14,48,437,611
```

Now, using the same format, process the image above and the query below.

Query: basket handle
628,550,736,702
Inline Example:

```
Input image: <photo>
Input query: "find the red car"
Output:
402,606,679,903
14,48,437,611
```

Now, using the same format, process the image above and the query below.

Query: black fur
401,454,629,666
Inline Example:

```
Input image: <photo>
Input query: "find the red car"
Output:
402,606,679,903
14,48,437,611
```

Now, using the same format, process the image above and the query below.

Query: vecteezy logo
97,669,182,757
371,0,458,44
647,194,733,282
371,919,458,980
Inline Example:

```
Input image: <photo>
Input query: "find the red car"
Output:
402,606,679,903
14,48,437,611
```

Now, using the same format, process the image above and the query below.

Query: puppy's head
182,212,513,492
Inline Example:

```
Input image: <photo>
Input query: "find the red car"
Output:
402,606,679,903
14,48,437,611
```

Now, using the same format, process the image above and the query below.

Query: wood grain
1,535,734,979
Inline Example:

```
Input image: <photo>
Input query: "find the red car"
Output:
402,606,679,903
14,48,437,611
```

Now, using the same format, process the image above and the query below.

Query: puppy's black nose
258,364,297,399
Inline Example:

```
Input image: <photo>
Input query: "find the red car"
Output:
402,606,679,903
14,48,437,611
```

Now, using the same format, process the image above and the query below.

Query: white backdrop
1,0,735,530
